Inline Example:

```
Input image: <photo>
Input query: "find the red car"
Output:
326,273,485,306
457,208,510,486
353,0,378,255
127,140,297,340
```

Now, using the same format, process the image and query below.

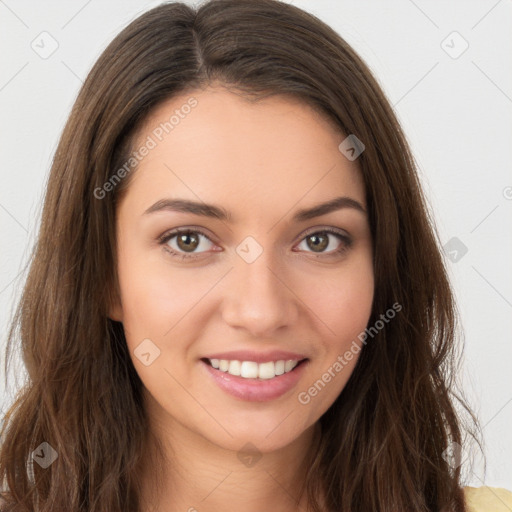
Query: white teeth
258,361,275,380
274,360,285,375
240,361,259,378
284,360,297,372
207,358,300,379
228,360,241,376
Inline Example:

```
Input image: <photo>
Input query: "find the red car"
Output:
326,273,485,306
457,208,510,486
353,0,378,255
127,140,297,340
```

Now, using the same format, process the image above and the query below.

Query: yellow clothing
2,486,511,510
464,486,512,511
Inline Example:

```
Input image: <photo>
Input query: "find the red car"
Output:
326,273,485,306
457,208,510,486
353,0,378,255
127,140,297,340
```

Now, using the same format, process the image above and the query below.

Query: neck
137,398,321,512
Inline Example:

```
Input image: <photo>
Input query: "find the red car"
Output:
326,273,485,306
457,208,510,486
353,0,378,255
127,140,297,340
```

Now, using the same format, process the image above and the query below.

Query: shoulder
464,486,512,512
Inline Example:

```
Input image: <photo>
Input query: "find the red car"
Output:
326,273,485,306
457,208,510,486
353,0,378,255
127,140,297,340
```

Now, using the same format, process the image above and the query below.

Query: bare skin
109,85,374,512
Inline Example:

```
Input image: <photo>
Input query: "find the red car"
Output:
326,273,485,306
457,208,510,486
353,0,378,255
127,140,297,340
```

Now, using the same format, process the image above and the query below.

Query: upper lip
201,350,308,364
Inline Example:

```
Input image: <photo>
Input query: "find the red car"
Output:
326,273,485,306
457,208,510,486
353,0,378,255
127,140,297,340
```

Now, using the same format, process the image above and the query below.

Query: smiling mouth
201,357,308,380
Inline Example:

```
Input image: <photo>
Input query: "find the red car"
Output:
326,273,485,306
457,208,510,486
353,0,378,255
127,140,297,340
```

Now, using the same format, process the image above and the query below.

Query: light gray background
1,0,511,489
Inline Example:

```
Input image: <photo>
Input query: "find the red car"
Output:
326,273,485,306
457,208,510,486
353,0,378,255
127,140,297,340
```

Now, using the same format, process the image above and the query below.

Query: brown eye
176,232,200,252
159,228,216,260
295,228,352,257
305,233,329,252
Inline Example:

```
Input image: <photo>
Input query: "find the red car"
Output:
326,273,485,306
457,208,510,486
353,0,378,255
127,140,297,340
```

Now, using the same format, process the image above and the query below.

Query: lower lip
200,359,308,402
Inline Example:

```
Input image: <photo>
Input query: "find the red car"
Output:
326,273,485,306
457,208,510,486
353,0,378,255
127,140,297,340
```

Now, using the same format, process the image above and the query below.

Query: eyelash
158,227,353,261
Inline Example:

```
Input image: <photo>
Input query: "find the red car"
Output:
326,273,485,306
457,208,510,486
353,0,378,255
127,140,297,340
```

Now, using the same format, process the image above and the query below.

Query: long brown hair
0,0,480,510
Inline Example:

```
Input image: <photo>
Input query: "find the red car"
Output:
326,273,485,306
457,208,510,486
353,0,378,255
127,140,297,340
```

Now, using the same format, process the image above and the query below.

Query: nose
221,250,300,338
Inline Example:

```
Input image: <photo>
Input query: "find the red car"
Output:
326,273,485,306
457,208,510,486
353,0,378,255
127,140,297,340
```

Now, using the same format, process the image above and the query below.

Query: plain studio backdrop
0,0,511,489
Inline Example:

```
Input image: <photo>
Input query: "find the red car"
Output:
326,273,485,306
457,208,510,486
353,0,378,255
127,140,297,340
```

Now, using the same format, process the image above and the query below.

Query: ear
106,287,123,322
108,301,123,322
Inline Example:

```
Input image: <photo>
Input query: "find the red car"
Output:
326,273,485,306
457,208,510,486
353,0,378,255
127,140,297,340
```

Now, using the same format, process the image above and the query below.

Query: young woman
1,1,510,511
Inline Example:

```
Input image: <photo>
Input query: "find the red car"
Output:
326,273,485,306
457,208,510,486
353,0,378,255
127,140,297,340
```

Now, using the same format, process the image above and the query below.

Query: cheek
116,241,204,345
296,254,374,406
305,255,374,345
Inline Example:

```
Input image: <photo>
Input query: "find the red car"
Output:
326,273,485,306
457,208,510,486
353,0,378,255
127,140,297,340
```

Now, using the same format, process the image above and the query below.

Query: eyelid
297,225,351,242
158,225,352,259
157,227,219,260
157,226,217,245
158,225,351,244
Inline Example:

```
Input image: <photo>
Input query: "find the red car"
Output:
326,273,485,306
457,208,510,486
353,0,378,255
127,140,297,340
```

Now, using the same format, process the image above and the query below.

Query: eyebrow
143,196,366,222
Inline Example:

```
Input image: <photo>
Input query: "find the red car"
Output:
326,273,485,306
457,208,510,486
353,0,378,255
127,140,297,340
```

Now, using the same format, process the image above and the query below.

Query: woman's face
110,86,374,454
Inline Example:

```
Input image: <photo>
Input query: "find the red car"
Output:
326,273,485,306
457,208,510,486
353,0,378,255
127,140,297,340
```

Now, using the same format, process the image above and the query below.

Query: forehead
122,86,365,217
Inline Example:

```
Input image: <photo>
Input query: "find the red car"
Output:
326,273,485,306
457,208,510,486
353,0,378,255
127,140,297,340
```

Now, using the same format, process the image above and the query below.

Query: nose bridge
221,238,298,335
